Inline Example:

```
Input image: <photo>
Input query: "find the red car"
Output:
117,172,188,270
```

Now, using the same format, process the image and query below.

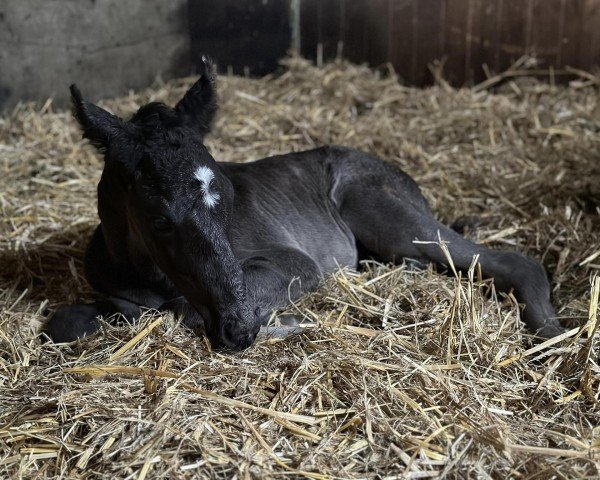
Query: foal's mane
130,102,184,132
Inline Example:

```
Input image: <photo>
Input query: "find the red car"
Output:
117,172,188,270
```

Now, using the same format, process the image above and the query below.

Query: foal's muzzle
214,310,260,350
171,271,259,351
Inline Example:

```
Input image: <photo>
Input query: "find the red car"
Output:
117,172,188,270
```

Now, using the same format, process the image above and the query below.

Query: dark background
1,0,599,111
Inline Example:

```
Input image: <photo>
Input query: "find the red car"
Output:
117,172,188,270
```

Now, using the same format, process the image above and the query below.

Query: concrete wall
0,0,190,111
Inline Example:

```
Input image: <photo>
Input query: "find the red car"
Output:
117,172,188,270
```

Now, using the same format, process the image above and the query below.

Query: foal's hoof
532,322,567,339
257,324,308,340
503,252,566,339
520,296,566,339
45,305,101,343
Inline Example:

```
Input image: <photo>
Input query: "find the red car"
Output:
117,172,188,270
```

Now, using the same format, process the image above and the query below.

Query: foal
48,58,565,349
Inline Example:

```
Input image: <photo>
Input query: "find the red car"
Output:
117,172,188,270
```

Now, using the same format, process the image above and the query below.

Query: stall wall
0,0,190,110
2,0,600,111
299,0,600,86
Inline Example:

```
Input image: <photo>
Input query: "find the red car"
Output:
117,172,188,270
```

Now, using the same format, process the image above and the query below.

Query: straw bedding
0,57,599,478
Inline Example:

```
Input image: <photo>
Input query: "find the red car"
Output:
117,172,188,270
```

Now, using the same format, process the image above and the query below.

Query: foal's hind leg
336,158,564,337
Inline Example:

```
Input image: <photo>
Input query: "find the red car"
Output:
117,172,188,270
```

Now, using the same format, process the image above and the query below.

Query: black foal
47,58,564,349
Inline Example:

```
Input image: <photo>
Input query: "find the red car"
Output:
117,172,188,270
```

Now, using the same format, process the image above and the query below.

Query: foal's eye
151,217,173,234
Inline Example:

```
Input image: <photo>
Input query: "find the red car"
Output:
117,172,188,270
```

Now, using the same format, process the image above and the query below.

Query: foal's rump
325,145,432,216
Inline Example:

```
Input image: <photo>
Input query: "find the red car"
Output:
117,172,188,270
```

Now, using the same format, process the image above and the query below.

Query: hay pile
1,57,599,478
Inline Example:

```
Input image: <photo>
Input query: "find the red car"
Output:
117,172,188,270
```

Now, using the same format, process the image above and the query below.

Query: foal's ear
175,56,218,138
70,84,128,152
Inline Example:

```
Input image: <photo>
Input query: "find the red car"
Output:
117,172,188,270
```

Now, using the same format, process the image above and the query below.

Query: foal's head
71,57,258,350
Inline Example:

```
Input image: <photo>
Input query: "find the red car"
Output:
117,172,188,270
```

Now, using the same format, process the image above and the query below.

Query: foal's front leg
125,247,322,348
236,247,323,341
46,296,144,342
46,225,170,342
164,295,306,342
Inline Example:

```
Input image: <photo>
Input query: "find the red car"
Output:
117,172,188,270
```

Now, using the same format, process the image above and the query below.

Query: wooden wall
299,0,600,86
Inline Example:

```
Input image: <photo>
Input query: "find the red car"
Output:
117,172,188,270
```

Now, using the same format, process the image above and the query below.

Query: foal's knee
46,304,103,342
45,298,141,343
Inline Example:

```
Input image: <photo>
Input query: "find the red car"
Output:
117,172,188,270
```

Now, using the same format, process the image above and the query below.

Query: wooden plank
464,0,476,83
389,0,413,84
466,0,500,82
465,0,482,84
529,0,563,69
300,0,343,64
189,0,290,76
342,0,368,65
413,0,445,86
299,0,320,62
496,0,529,69
443,0,470,86
327,0,600,85
555,0,568,67
578,0,600,69
319,0,344,62
339,0,392,69
558,0,584,69
525,0,535,53
365,0,391,68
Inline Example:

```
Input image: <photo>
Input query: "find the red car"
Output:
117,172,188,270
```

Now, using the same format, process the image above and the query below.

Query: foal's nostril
220,321,257,351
